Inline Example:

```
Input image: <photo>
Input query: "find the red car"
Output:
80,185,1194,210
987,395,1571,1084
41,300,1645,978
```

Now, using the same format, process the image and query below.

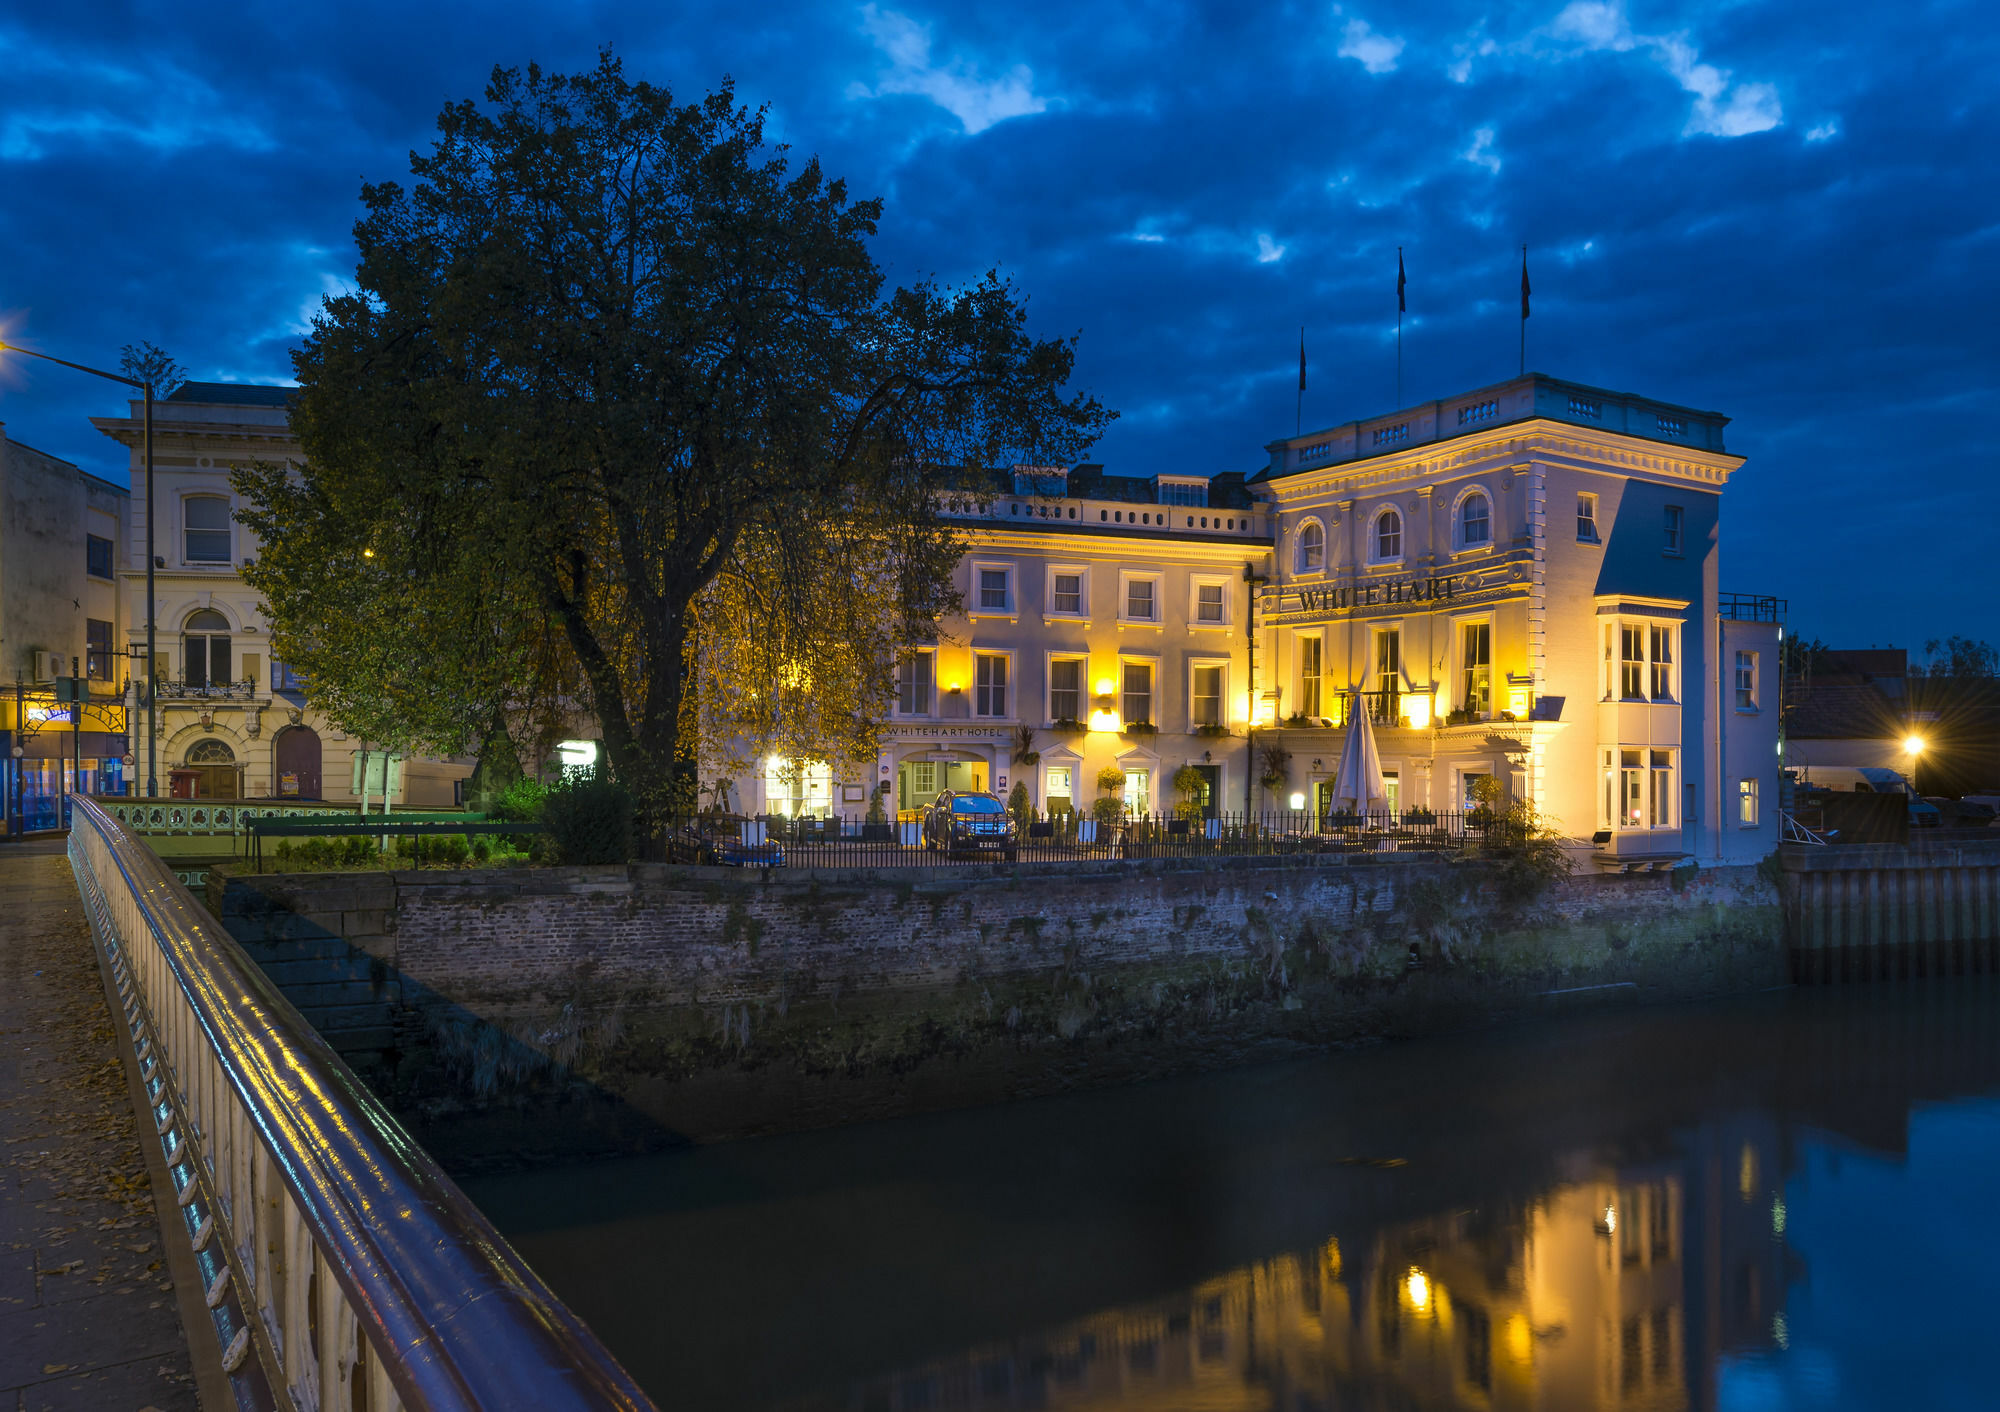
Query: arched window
185,738,235,764
184,496,232,563
183,609,231,689
1460,492,1491,547
1297,520,1326,572
1375,508,1403,560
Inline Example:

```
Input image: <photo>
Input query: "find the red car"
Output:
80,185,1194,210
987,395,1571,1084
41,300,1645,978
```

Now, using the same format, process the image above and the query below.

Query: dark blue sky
3,1,1995,650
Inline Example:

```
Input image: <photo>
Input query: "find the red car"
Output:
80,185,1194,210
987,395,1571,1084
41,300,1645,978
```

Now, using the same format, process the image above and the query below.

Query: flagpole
1297,326,1304,436
1396,246,1407,408
1519,244,1528,376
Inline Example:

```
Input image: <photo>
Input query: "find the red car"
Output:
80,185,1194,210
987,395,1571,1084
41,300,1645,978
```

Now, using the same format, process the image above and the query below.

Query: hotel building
742,373,1782,868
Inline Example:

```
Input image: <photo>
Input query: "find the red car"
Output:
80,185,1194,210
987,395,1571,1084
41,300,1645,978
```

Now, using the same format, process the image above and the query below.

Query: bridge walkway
0,838,198,1411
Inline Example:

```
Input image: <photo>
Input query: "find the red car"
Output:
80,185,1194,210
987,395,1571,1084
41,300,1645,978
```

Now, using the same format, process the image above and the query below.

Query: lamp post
0,342,157,796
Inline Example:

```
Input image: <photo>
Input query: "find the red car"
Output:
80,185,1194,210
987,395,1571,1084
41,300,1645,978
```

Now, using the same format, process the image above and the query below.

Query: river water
464,981,2000,1411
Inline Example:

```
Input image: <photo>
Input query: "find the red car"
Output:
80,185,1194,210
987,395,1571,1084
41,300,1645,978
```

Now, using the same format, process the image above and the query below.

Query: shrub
441,833,471,868
1007,780,1032,830
472,835,493,863
1094,765,1125,795
542,765,634,864
490,776,550,822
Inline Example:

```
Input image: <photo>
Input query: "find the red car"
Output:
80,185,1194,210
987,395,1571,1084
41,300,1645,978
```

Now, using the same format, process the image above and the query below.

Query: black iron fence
664,808,1490,869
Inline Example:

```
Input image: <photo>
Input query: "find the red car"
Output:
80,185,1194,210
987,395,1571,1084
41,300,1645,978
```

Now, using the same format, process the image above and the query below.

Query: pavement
0,837,198,1412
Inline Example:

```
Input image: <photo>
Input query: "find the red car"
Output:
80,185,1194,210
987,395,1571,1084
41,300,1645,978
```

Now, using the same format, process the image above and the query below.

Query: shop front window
765,757,833,818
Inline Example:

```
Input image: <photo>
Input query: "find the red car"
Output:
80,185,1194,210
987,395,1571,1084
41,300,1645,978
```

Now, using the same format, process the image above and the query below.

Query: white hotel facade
741,373,1782,868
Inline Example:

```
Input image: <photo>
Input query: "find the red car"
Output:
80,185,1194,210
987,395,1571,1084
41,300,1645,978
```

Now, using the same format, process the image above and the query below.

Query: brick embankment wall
208,856,1781,1164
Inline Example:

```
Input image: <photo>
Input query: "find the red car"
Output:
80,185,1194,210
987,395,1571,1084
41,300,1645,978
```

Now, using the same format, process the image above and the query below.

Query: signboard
1285,575,1461,614
279,771,300,798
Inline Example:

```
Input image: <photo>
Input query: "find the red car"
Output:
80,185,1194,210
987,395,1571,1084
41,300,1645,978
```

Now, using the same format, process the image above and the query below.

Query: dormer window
1011,465,1068,497
1157,478,1208,507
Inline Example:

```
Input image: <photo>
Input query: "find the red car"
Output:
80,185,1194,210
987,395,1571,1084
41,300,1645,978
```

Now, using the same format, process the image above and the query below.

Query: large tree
239,54,1110,827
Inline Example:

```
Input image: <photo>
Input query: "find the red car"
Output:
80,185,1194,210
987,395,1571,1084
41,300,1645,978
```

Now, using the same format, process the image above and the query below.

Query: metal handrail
66,795,654,1412
1778,809,1829,845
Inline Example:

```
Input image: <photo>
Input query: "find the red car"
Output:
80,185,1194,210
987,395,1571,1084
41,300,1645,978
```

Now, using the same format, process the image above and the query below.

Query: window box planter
1048,718,1089,736
1120,722,1159,739
1194,723,1233,739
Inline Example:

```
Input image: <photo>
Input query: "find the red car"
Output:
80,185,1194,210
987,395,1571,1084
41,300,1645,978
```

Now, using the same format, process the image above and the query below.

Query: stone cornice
1256,418,1743,502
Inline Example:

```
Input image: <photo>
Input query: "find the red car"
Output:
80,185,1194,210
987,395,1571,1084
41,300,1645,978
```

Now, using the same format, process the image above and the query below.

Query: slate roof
165,381,296,407
1784,681,1901,740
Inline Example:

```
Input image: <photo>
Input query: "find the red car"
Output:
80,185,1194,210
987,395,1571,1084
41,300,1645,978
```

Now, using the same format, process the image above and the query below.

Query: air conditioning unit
32,650,65,682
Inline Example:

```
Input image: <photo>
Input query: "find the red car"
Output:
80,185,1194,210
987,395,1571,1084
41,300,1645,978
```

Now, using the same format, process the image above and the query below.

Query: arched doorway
274,725,322,799
180,737,237,799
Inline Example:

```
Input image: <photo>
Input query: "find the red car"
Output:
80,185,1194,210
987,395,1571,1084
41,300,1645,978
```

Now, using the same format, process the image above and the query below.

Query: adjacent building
89,383,469,809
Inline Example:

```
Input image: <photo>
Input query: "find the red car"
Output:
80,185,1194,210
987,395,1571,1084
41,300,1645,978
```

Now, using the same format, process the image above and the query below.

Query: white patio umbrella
1327,691,1390,820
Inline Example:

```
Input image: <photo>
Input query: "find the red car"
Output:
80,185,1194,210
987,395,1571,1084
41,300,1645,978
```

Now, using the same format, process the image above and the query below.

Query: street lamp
1904,735,1926,758
0,341,158,796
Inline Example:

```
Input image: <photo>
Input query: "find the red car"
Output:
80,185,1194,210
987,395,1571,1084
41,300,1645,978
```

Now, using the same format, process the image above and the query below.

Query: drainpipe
1243,562,1266,816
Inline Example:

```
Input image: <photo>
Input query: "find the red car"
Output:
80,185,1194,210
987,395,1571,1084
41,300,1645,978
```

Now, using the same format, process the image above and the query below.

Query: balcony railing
65,797,655,1411
155,678,261,702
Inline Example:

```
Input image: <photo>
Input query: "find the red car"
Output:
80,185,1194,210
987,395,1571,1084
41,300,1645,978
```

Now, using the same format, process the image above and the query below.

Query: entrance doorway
181,738,238,799
1186,764,1221,819
896,758,989,811
274,725,322,798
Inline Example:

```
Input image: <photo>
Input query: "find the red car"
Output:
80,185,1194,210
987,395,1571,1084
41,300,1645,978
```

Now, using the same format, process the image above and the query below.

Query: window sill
1662,550,1684,559
1042,615,1091,628
1188,620,1231,631
1364,559,1406,572
1577,534,1601,546
968,611,1018,624
1117,619,1164,630
1735,706,1761,715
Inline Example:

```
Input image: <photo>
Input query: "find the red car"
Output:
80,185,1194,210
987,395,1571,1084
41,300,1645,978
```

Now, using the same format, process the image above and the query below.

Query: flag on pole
1397,249,1407,314
1520,248,1531,320
1298,328,1307,390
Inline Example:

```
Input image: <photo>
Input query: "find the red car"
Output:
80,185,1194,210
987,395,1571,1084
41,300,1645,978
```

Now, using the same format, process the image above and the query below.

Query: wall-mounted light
1095,677,1116,696
1288,791,1306,810
947,683,963,695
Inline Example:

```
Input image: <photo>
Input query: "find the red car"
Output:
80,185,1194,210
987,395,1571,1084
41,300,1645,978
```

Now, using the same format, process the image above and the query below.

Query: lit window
1577,493,1599,542
896,650,934,715
1620,749,1644,826
184,496,231,563
1461,623,1491,717
1664,505,1685,554
975,653,1009,717
1195,583,1225,624
1191,665,1223,727
1376,509,1402,559
1739,777,1760,826
1122,768,1152,816
1045,766,1073,809
1052,572,1083,615
1460,493,1490,546
1650,750,1675,828
1650,626,1674,702
1621,626,1646,699
1297,521,1325,572
1298,636,1322,719
978,568,1010,611
1736,651,1758,710
1125,578,1157,621
1121,662,1153,725
1049,658,1082,722
86,619,113,680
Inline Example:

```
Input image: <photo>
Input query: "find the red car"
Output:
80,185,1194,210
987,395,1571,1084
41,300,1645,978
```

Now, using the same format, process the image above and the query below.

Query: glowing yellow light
1404,1267,1430,1311
1404,692,1432,729
1739,1143,1758,1200
1288,792,1305,810
1904,735,1925,756
1506,1314,1533,1364
1508,686,1530,716
1087,709,1121,732
362,547,375,558
1096,677,1116,696
1603,1204,1617,1234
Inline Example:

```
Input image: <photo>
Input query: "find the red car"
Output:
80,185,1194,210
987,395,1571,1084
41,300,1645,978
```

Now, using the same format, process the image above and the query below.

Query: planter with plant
1258,744,1291,794
1048,717,1088,736
1091,764,1126,831
1120,721,1158,739
1171,764,1209,821
861,782,894,840
1011,724,1040,767
1194,723,1232,738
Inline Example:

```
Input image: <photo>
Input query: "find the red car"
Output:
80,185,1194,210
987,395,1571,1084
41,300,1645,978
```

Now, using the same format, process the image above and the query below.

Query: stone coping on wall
1780,838,2000,872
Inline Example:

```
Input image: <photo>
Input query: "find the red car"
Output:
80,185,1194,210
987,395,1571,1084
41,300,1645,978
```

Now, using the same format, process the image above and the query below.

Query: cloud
852,6,1049,134
1549,0,1782,138
1254,233,1286,264
1805,121,1840,142
1337,16,1405,75
1461,126,1501,173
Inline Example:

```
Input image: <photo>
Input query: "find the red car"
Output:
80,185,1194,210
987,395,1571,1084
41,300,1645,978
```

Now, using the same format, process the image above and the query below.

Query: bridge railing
66,795,655,1412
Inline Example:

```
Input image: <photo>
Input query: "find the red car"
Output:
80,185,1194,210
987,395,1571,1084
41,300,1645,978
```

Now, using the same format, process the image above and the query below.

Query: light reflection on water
464,982,2000,1411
